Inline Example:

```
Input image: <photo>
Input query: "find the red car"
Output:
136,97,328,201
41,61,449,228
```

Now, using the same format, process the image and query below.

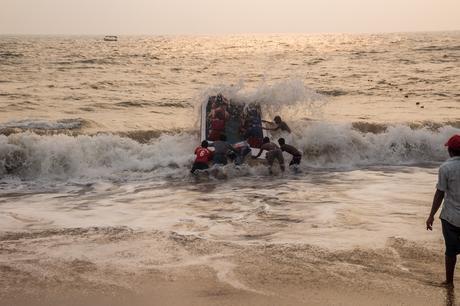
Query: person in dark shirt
262,116,291,133
210,134,237,165
278,138,302,166
244,122,263,148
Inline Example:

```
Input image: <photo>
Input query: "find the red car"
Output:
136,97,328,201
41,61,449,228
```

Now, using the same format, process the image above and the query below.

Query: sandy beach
0,223,454,306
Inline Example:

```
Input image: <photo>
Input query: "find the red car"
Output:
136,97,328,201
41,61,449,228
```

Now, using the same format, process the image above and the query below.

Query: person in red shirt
208,111,226,141
191,140,213,174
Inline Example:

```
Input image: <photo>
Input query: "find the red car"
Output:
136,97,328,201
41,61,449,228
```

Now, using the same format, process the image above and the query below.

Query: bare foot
441,281,454,288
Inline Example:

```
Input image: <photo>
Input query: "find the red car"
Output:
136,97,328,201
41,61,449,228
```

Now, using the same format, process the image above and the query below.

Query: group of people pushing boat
191,94,301,175
191,132,301,175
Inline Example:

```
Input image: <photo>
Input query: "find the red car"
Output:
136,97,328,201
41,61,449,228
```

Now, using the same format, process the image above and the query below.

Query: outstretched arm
262,124,281,131
253,148,264,159
426,189,445,230
227,144,238,153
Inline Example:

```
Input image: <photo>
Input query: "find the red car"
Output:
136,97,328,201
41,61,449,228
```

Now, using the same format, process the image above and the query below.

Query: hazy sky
1,0,459,35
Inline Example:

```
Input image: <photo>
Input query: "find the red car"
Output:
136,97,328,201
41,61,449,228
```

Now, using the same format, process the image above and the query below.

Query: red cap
445,135,460,150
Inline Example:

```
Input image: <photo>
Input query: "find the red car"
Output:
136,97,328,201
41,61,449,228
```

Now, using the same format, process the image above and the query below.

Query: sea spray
290,122,457,167
1,123,458,181
0,132,197,180
196,79,326,124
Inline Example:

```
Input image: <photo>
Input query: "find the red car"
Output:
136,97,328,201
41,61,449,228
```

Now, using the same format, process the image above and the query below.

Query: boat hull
200,96,266,156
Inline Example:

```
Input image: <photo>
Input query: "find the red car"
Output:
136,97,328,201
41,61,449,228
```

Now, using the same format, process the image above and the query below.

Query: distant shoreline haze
1,0,459,35
0,30,460,36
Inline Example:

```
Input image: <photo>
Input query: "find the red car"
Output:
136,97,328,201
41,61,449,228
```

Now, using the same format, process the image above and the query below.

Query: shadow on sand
446,286,455,306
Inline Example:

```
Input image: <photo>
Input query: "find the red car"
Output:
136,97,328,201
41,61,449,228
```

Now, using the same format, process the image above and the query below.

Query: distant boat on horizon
103,35,118,42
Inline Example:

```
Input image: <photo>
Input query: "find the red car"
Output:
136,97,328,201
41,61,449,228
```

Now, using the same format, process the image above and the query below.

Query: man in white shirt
426,134,460,287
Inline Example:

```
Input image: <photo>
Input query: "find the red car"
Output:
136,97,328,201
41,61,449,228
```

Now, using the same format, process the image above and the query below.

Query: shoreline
0,227,452,306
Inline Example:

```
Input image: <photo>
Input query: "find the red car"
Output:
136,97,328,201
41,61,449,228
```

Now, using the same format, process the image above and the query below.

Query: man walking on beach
426,134,460,287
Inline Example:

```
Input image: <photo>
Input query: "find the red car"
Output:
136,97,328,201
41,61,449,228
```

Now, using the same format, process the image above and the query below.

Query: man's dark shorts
289,155,302,166
213,153,227,165
191,162,209,174
441,219,460,257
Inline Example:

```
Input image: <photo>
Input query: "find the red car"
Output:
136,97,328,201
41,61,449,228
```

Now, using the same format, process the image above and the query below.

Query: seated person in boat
241,107,263,148
252,137,285,174
244,122,263,148
263,115,291,133
191,140,213,173
210,134,238,165
278,138,302,166
209,94,230,120
224,103,244,144
208,94,230,141
208,111,226,141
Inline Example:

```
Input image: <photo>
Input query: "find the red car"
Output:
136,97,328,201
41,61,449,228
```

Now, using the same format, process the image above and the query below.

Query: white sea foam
196,79,326,122
0,132,197,181
0,122,458,182
288,122,459,168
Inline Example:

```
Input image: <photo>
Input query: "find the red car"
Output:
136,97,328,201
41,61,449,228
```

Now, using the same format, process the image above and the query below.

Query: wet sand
0,169,456,305
0,227,454,306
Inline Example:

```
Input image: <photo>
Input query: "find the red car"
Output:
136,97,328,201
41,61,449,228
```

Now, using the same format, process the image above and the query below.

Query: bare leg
267,153,274,175
446,285,455,306
445,255,456,286
279,163,285,172
276,152,285,172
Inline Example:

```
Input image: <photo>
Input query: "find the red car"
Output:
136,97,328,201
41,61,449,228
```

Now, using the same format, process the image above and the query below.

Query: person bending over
278,138,302,167
253,137,285,174
233,140,252,165
191,140,213,174
426,134,460,287
262,116,291,133
210,134,237,166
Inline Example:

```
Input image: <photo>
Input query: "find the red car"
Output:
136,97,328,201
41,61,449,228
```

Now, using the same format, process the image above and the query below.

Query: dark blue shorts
213,153,227,165
441,219,460,257
289,155,302,166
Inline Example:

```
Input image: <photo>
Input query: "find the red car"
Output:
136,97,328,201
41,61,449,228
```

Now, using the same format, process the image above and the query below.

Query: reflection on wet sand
446,286,455,306
0,167,453,305
0,226,452,306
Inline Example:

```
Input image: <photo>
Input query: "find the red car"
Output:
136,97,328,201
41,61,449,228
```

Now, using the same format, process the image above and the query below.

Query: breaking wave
0,122,458,182
0,133,196,181
287,122,458,168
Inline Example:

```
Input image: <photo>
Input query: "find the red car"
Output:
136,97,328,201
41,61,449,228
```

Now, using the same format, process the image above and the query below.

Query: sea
0,32,460,302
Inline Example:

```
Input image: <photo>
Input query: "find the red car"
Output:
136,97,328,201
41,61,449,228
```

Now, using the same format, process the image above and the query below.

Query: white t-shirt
439,156,460,227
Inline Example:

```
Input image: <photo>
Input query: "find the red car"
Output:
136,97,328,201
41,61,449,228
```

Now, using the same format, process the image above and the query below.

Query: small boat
103,35,118,42
200,94,267,157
